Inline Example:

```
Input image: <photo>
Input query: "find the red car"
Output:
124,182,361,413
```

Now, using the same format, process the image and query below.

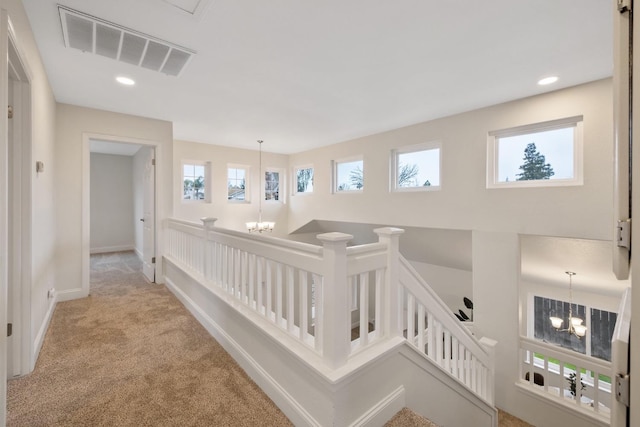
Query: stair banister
374,227,405,339
316,232,353,369
201,217,217,280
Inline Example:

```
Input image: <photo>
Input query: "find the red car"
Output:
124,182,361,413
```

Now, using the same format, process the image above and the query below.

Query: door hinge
7,105,13,119
151,158,156,166
152,257,156,264
616,219,631,249
7,323,12,337
615,374,630,407
618,0,632,13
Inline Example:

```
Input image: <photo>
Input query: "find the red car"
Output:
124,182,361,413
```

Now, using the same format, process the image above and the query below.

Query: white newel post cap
316,232,353,244
201,217,218,228
373,227,405,237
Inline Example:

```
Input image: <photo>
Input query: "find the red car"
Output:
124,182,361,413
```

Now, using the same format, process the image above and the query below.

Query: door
142,149,155,282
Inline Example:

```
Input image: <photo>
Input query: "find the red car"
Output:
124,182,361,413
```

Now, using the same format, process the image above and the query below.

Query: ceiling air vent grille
58,5,195,77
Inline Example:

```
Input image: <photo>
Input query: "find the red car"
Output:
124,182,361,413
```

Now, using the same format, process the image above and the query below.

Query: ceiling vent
58,5,195,77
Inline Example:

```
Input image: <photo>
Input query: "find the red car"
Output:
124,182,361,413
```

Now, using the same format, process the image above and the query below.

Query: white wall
90,153,135,253
0,0,58,421
173,140,289,237
408,260,472,313
287,79,613,242
55,104,173,297
132,147,149,257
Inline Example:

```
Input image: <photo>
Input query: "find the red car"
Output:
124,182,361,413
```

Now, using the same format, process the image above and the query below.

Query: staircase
163,218,498,426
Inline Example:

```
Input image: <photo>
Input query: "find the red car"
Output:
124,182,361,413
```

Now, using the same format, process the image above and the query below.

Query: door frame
81,133,161,296
7,22,33,378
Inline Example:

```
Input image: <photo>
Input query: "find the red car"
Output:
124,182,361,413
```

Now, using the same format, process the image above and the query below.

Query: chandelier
246,140,274,233
549,271,587,338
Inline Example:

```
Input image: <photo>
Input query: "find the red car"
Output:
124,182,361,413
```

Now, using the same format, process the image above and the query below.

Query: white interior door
142,149,155,282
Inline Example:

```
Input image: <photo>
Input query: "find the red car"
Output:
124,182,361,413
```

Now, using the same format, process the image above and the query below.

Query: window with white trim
487,116,583,188
392,142,441,191
182,161,210,202
333,157,364,193
294,165,314,194
264,169,283,202
227,165,249,201
533,296,617,362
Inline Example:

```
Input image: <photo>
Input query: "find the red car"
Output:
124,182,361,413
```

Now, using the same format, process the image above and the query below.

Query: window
533,296,617,361
228,165,249,201
392,142,441,191
334,157,364,193
295,166,314,194
487,116,583,188
182,162,210,202
265,169,282,201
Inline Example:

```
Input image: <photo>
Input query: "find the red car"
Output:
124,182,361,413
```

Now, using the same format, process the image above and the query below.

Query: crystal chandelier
549,271,587,338
246,140,274,233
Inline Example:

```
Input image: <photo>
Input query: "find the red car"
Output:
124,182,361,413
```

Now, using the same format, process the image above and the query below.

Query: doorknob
140,218,145,222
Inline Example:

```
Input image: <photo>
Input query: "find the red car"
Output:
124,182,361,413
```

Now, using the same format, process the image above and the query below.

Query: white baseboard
134,247,143,260
32,294,58,371
349,386,405,427
56,287,87,302
164,276,320,427
90,244,135,254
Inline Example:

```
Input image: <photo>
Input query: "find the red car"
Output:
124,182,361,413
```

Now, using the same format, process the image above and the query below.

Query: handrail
165,218,496,403
519,336,612,422
520,336,611,375
398,256,495,403
399,256,491,364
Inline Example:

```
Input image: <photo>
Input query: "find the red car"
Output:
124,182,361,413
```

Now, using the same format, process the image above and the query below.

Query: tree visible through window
228,167,247,200
393,144,440,190
489,117,582,187
183,163,206,200
265,171,280,201
516,142,555,181
296,167,314,193
335,159,364,192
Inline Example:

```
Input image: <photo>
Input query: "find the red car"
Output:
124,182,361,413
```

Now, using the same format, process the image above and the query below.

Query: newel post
479,336,498,404
374,227,405,339
316,232,353,370
201,217,217,280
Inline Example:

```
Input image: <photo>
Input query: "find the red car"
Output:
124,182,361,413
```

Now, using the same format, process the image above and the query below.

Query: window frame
181,160,211,203
487,116,584,189
332,155,364,194
391,141,442,192
527,292,617,362
264,167,284,203
227,163,250,203
293,164,314,195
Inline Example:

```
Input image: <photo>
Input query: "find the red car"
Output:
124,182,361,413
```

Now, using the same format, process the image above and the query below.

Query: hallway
7,252,292,426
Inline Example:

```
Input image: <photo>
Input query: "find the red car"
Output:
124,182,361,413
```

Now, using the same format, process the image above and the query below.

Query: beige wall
287,79,613,241
90,153,134,252
55,104,173,294
173,140,289,237
4,0,58,370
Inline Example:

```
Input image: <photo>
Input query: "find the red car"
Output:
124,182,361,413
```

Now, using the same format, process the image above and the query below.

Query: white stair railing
398,256,496,403
165,217,496,403
518,336,612,424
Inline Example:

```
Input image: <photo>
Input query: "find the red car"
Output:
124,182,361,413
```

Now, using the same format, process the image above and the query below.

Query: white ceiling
521,236,630,297
23,0,612,154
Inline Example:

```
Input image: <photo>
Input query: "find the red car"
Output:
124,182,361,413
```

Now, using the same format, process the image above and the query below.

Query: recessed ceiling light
116,76,135,86
537,76,558,86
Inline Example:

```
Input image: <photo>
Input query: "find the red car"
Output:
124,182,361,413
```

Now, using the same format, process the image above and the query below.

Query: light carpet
7,251,293,426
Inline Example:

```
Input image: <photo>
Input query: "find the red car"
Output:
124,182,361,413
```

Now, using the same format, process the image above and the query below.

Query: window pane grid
228,167,247,200
183,163,206,200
